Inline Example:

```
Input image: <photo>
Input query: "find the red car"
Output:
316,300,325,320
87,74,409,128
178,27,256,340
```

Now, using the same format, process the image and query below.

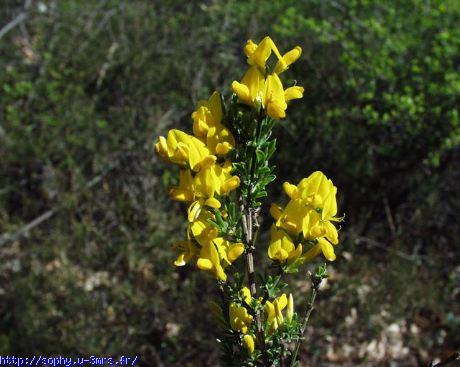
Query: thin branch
0,209,56,247
355,236,421,263
0,163,119,247
0,12,27,40
0,0,32,40
383,197,397,237
429,352,460,367
289,273,322,367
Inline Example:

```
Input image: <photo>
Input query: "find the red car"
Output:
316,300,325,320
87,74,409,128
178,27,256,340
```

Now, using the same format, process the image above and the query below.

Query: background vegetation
1,0,459,365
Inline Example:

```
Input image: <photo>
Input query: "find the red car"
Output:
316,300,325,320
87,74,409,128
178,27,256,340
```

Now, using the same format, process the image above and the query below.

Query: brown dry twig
0,0,32,40
0,162,119,247
429,351,460,367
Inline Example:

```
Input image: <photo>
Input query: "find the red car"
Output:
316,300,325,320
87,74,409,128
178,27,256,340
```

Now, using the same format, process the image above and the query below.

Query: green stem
250,112,263,179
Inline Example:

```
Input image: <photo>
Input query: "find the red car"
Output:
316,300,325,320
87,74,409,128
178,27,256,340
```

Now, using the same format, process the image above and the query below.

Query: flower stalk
289,269,325,367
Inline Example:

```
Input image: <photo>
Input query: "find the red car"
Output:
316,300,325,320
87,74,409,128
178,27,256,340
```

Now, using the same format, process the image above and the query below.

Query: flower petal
285,86,304,101
318,237,336,261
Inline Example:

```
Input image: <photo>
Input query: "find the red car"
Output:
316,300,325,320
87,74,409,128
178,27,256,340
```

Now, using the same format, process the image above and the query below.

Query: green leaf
258,167,271,175
266,139,277,159
262,174,276,185
256,149,265,164
254,190,267,199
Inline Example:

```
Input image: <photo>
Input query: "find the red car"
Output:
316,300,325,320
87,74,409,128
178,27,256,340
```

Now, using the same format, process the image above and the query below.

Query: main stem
242,115,269,366
243,206,268,366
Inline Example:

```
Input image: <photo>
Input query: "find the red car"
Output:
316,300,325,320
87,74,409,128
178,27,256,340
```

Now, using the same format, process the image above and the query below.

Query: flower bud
269,318,279,334
243,334,255,354
287,293,294,321
274,299,284,326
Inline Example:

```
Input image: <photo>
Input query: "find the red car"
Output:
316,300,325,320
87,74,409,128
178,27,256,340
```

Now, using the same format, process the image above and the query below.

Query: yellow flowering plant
155,36,344,367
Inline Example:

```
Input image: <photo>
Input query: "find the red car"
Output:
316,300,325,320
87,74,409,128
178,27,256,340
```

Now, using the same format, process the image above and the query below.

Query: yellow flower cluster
264,293,294,334
155,92,244,281
269,171,342,264
228,288,297,353
229,287,256,354
232,36,304,119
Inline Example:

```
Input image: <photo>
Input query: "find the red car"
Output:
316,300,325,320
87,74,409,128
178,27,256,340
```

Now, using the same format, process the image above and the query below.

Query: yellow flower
272,198,310,237
243,39,257,59
243,36,301,73
267,318,278,334
265,293,287,322
189,210,219,242
185,164,225,221
274,46,302,74
232,36,304,119
241,36,303,118
243,334,255,354
197,241,227,281
192,92,223,136
209,161,241,195
168,169,195,202
263,73,288,119
192,91,235,155
168,161,240,222
188,162,240,221
174,211,244,281
232,66,266,107
302,237,336,262
187,198,220,222
268,225,302,263
214,237,245,267
269,203,283,221
172,240,199,266
260,292,294,333
155,129,216,171
244,36,284,70
274,299,284,325
297,171,341,261
240,286,252,304
232,69,304,120
284,85,305,103
229,302,253,334
296,171,336,205
276,85,304,119
265,294,289,333
271,171,342,262
186,210,245,279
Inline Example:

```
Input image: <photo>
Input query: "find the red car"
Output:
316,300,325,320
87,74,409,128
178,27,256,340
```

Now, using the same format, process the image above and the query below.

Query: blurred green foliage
0,0,459,365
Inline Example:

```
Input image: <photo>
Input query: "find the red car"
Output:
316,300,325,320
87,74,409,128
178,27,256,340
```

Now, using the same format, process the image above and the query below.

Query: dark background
1,0,459,366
